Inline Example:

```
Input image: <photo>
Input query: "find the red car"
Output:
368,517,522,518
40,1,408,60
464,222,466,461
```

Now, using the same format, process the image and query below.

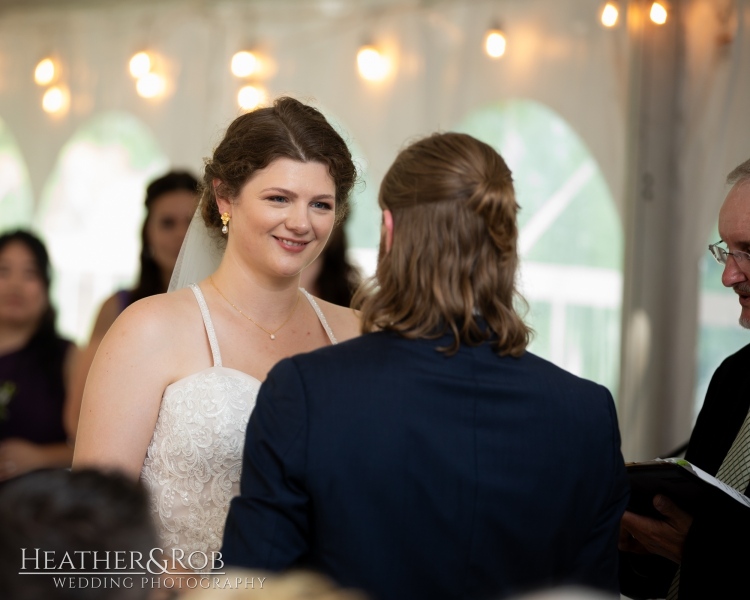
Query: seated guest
0,468,156,600
0,230,78,483
222,132,630,599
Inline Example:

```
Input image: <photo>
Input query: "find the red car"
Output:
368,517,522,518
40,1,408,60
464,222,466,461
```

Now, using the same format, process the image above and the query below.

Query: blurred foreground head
0,468,156,600
184,568,369,600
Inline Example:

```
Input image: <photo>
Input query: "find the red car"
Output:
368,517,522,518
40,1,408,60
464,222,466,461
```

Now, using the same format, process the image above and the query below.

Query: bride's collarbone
218,321,325,369
224,326,328,359
219,299,330,344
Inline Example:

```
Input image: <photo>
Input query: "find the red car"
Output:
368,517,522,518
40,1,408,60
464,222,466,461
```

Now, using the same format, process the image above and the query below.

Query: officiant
619,157,750,599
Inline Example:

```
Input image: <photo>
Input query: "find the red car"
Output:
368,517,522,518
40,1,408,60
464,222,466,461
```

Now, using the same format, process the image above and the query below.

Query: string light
231,51,258,78
34,58,56,85
136,72,165,98
42,86,68,114
484,29,507,58
237,85,267,110
650,2,668,25
129,52,152,78
356,45,390,81
600,2,619,28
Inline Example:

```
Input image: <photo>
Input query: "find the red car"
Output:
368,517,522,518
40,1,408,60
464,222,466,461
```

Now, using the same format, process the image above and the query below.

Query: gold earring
221,212,230,235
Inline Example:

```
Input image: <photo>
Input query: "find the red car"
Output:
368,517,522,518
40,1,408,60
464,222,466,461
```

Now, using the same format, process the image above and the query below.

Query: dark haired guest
0,230,78,482
65,170,199,440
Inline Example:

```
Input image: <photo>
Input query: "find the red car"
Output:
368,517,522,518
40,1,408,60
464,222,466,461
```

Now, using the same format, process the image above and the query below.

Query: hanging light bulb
484,29,507,58
356,45,390,82
136,72,165,98
237,85,267,110
600,2,619,28
650,2,668,25
231,51,258,78
129,52,152,78
34,58,56,85
42,86,68,114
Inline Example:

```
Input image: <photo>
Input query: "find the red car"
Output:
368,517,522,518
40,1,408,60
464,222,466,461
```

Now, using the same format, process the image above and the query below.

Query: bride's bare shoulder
311,297,362,343
106,287,202,346
123,287,197,318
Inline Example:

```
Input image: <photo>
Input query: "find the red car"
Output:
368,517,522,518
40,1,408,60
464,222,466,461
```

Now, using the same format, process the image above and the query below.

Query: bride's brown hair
353,132,532,356
200,96,356,242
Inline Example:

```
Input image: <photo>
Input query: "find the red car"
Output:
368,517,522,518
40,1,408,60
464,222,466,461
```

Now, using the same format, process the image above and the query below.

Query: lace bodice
141,284,335,555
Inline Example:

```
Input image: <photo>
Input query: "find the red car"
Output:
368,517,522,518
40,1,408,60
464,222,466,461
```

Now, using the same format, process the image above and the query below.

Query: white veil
168,206,225,292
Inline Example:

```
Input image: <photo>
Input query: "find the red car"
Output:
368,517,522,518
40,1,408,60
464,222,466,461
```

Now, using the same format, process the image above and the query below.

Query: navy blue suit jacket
222,331,629,600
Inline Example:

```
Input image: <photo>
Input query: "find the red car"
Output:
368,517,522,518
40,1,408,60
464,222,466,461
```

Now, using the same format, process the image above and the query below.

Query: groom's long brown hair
354,132,531,357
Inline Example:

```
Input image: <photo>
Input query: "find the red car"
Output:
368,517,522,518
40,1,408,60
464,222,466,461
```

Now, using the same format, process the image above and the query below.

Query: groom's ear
383,209,394,253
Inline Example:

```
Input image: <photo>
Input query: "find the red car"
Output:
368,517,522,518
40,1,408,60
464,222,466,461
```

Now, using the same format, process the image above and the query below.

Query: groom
222,132,629,600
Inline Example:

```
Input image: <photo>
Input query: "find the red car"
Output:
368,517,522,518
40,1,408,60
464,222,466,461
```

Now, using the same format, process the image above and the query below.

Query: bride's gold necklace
209,276,300,341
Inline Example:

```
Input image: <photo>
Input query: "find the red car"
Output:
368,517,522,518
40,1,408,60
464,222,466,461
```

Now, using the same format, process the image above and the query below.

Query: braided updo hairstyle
353,132,531,356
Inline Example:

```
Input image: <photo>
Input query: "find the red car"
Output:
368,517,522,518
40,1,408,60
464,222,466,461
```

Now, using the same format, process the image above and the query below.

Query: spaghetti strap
299,288,337,344
189,284,223,367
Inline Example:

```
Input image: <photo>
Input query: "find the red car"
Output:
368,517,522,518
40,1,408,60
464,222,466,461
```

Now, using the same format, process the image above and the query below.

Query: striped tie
666,409,750,599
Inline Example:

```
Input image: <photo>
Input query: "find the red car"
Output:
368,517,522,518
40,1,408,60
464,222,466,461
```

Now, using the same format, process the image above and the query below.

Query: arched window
0,118,33,232
37,112,169,342
456,100,623,397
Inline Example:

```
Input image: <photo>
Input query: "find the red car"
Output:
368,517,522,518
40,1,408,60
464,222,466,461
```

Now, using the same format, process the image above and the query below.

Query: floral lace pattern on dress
140,283,335,556
141,368,260,555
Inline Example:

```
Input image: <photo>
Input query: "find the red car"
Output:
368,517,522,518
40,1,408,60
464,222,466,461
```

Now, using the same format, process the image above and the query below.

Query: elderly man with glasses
709,236,750,327
619,158,750,600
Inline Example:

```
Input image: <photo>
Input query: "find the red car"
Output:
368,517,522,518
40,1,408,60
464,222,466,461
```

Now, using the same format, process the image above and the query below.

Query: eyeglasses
708,240,750,266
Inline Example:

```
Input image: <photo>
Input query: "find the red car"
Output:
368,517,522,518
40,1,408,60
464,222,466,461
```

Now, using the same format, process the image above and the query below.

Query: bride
73,97,361,555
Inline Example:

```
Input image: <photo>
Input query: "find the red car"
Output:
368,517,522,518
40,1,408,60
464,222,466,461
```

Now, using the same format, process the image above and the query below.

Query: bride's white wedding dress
141,283,337,555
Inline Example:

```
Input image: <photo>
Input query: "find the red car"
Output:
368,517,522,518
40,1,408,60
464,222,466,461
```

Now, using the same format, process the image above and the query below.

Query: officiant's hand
619,494,693,564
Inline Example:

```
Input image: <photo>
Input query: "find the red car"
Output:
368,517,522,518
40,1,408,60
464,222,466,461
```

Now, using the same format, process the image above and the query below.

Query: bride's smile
218,157,336,281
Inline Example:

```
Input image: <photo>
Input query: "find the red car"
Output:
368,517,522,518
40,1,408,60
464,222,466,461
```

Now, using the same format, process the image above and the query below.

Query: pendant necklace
209,276,299,340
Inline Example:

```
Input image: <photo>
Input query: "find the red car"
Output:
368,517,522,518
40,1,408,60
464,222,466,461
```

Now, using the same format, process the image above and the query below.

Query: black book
626,458,750,519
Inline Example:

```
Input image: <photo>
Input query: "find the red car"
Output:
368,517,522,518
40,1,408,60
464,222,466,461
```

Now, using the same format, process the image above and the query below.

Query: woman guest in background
65,171,199,441
0,230,78,482
299,219,362,307
73,96,360,555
